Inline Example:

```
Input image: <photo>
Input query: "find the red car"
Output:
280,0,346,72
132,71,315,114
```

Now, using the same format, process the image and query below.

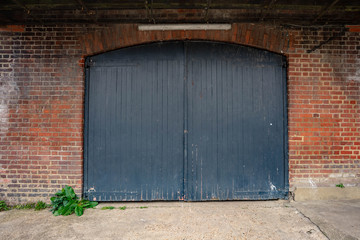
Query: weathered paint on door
84,41,288,201
185,42,288,200
84,42,185,201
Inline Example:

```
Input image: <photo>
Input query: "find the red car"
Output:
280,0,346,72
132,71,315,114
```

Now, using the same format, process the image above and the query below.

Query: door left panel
84,42,185,201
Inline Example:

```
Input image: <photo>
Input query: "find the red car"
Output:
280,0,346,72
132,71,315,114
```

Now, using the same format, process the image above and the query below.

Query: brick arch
79,23,294,58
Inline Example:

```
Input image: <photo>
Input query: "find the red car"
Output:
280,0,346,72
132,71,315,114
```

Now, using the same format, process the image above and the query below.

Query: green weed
0,201,10,211
1,200,50,212
336,183,345,188
35,201,49,211
101,206,115,210
13,203,36,209
50,185,98,216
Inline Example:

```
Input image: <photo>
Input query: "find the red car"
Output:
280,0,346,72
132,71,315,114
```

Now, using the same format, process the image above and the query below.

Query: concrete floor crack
292,205,330,240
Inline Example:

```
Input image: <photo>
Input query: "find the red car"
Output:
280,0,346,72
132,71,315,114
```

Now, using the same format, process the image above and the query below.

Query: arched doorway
84,41,288,201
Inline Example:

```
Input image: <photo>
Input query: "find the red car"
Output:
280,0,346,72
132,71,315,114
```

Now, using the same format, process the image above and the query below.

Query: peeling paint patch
269,182,277,191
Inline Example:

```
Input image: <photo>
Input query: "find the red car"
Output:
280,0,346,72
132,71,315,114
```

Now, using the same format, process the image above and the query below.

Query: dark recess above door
0,0,359,26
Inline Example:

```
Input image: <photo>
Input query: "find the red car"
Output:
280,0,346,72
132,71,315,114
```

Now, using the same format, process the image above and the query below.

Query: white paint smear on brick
354,57,360,82
0,76,19,138
1,77,17,134
0,76,19,179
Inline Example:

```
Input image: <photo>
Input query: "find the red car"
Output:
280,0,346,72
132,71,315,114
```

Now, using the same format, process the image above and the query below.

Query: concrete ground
291,199,360,240
0,199,357,240
0,200,326,240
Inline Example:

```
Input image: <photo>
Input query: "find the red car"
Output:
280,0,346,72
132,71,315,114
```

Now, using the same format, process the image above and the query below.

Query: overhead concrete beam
138,24,232,31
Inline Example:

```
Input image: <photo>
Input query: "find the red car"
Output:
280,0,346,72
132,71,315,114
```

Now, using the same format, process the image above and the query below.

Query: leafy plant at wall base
0,201,10,211
336,183,345,188
50,185,98,216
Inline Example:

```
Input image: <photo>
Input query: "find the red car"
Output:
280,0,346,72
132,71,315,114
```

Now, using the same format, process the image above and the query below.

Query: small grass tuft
119,206,127,210
35,201,49,211
139,206,148,209
101,206,115,210
13,203,36,210
1,200,50,212
336,183,345,188
0,201,10,211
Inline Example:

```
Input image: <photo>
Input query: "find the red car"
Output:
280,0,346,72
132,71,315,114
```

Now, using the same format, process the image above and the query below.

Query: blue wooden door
185,42,288,200
84,41,288,201
84,42,185,201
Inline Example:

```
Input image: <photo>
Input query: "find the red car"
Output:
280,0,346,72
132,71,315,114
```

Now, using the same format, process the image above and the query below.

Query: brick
0,23,359,204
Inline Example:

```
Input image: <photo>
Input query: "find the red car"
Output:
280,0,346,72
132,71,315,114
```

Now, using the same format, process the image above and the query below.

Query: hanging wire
145,0,156,24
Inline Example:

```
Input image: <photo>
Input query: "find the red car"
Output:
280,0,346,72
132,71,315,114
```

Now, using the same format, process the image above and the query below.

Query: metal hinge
85,58,95,68
282,61,287,68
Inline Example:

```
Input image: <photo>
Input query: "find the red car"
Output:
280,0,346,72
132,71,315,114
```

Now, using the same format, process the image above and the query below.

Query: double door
84,41,288,201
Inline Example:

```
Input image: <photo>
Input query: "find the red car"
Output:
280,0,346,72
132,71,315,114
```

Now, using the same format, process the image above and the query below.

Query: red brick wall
0,25,88,203
288,27,360,188
0,23,359,204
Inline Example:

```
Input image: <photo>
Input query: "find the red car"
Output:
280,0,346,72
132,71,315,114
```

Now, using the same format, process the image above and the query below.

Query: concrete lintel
138,24,232,31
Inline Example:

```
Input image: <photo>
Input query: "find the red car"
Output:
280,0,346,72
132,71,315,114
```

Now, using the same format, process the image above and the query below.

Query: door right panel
185,42,287,201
